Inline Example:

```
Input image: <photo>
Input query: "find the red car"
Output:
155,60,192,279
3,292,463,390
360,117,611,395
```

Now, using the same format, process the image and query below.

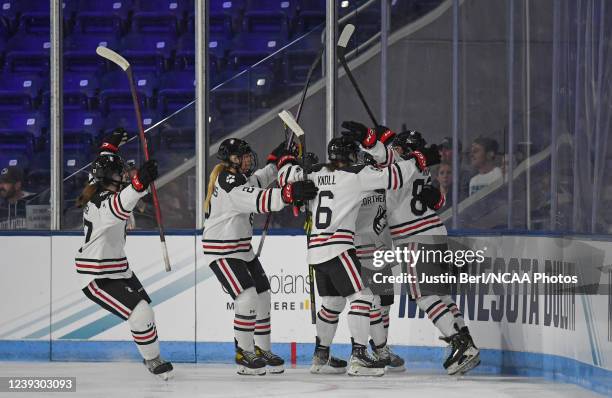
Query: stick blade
278,110,305,137
96,46,130,71
337,24,355,48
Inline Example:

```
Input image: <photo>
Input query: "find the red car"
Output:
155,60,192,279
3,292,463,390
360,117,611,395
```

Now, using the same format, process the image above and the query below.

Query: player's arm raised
276,153,304,187
220,170,316,214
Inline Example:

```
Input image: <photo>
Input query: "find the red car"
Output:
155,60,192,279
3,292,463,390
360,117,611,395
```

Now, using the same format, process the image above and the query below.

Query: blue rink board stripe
0,341,610,396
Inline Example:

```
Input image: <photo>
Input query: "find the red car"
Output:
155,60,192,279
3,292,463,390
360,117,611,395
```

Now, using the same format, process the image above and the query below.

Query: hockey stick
255,47,324,258
278,110,316,325
96,46,172,272
337,24,379,126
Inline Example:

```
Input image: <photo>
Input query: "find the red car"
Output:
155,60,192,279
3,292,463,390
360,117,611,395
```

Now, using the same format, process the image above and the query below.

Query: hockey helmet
217,138,258,176
91,152,128,189
328,136,359,164
392,130,426,154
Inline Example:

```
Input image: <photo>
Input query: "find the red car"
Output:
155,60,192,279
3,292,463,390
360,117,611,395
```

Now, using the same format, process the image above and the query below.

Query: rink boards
0,233,611,394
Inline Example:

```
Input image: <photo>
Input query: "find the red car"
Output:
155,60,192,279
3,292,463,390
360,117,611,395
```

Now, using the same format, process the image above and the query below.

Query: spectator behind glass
433,161,452,210
469,136,502,196
0,166,35,229
439,136,469,200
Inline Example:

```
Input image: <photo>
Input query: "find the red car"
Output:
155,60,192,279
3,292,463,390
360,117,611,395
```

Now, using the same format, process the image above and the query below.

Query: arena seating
0,0,439,195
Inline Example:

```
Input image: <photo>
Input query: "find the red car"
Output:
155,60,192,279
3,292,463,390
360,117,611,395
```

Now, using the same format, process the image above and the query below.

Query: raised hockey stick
278,110,317,324
337,24,379,126
96,46,172,272
255,48,324,258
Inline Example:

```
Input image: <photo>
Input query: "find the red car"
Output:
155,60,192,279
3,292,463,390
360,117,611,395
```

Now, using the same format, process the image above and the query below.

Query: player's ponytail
204,162,229,213
76,183,99,208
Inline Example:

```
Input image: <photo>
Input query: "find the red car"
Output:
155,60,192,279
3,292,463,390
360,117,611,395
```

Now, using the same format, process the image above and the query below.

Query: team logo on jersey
373,205,387,235
225,174,236,184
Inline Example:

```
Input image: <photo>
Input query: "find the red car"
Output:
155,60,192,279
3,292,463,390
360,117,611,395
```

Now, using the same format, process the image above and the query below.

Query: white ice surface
0,362,603,398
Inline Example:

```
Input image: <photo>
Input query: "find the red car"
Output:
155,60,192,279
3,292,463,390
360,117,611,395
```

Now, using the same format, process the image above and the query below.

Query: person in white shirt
468,136,502,195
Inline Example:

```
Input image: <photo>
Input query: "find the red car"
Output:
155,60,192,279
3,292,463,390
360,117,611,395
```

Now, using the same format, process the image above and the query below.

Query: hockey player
277,134,439,376
355,150,405,372
75,129,173,380
202,138,318,375
342,121,480,375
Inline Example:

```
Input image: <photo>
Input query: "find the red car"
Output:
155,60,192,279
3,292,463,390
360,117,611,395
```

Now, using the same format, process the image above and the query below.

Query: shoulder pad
340,164,367,174
90,190,112,208
218,170,247,192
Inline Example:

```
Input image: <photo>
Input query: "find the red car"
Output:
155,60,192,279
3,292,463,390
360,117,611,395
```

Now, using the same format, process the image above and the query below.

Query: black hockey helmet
91,152,128,189
392,130,426,154
328,136,359,164
217,137,257,176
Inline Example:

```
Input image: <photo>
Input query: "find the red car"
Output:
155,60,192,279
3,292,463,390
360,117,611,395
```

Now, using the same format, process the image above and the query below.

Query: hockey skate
369,339,405,372
348,342,386,377
310,340,347,374
441,327,480,375
255,345,285,374
143,356,174,380
235,342,266,376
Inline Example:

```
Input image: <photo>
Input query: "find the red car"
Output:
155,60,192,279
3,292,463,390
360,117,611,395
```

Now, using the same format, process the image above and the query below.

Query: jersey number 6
315,190,334,229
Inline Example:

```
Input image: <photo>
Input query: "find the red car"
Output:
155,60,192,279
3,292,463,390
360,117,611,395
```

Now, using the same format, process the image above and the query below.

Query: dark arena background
0,0,611,397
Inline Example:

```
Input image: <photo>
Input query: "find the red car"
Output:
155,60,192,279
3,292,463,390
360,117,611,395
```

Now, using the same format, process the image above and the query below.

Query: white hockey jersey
354,189,392,264
277,158,419,265
75,185,147,288
364,141,447,245
202,164,286,265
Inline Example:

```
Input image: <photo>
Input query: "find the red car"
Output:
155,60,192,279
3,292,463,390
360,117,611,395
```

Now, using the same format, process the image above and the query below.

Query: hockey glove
407,144,441,171
100,127,128,153
341,120,377,148
267,140,298,164
375,125,396,146
132,160,158,192
416,185,445,210
281,180,318,205
300,152,319,173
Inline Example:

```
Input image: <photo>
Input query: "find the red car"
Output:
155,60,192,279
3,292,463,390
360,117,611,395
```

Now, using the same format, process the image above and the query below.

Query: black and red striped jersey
277,158,419,265
354,189,392,266
364,141,447,245
202,163,285,265
75,185,147,287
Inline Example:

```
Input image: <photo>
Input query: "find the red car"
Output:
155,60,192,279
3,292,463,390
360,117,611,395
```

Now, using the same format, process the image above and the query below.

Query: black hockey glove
341,120,377,148
416,184,445,210
299,152,319,173
267,140,298,164
100,127,128,153
132,160,158,192
407,144,441,171
281,180,318,205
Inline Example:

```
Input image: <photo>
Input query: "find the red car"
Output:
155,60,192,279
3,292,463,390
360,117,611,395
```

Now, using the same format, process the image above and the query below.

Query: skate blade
348,366,385,377
459,356,481,375
310,364,347,374
385,365,406,373
154,370,173,381
267,365,285,374
237,365,266,376
447,352,480,376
